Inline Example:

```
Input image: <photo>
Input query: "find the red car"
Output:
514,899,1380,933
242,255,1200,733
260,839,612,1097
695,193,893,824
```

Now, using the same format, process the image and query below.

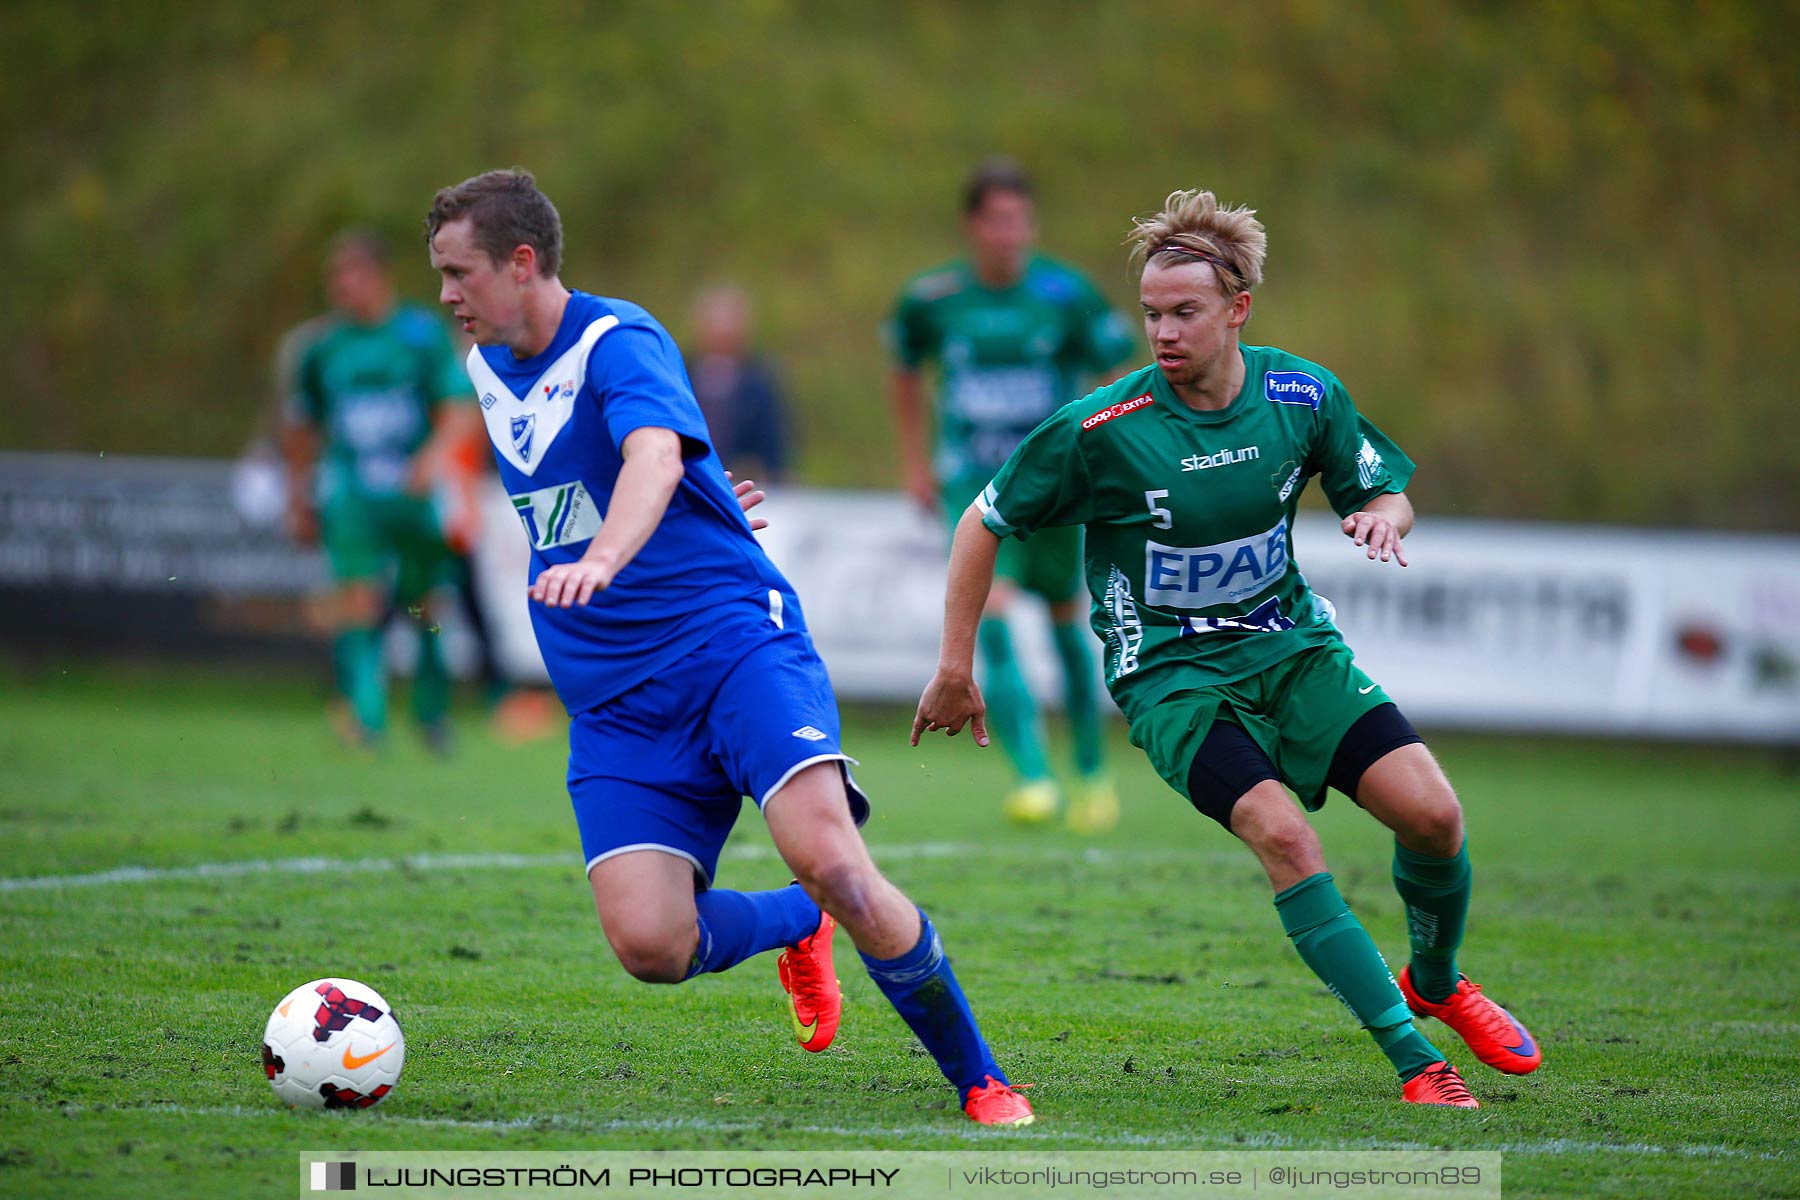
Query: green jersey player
888,160,1136,831
281,229,480,749
915,189,1543,1108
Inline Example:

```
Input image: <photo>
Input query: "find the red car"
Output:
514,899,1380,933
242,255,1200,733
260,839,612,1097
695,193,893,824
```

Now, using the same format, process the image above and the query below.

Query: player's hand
904,465,939,516
530,560,613,607
1342,510,1408,566
725,471,768,532
286,500,319,547
911,670,989,747
404,451,436,496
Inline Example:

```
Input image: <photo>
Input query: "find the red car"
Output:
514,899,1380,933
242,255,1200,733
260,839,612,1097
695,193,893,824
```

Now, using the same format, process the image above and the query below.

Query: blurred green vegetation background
3,1,1794,527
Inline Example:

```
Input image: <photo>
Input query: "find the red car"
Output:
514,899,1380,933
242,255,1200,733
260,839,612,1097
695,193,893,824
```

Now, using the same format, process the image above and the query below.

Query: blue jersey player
425,170,1032,1126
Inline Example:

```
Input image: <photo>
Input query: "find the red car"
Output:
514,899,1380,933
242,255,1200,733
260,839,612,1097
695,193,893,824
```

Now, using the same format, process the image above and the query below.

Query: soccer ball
262,978,405,1109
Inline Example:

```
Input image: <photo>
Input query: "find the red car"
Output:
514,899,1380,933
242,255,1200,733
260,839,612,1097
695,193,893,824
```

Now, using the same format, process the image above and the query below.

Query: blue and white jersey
465,291,798,713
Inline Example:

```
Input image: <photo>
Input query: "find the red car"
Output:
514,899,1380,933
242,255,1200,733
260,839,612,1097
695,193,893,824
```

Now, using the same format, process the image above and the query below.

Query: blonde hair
1127,189,1267,295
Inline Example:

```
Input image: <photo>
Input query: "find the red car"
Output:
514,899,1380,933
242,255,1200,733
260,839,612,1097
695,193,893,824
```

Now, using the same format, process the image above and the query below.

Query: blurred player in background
915,189,1542,1108
281,229,480,750
426,169,1033,1125
888,158,1137,831
688,284,793,483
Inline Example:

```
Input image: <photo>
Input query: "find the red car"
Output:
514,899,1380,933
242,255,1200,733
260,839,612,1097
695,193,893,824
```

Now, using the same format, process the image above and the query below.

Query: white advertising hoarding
472,484,1799,743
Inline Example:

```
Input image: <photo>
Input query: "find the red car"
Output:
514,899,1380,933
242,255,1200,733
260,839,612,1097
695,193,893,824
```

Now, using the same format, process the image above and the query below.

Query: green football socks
334,626,387,738
977,617,1052,783
1051,619,1105,779
1275,872,1445,1081
411,624,450,731
1392,840,1471,1004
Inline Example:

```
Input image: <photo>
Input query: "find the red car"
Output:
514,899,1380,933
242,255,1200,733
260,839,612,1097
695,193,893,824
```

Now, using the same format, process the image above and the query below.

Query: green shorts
1126,640,1390,812
319,490,456,602
943,476,1083,602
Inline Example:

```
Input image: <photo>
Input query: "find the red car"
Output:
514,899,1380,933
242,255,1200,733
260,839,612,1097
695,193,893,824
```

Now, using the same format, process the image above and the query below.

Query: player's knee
604,928,692,985
1407,788,1464,857
796,857,880,932
612,943,690,985
1242,811,1323,875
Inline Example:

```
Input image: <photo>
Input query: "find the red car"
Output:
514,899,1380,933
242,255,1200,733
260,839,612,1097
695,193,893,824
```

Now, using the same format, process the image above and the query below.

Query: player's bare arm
912,504,1003,746
279,419,320,545
888,369,937,514
406,400,484,495
1342,491,1413,567
530,426,685,608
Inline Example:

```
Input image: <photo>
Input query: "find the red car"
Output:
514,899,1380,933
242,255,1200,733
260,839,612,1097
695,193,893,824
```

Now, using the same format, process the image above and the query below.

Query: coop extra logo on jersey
1081,393,1155,430
1264,371,1325,410
511,481,602,551
1143,516,1289,608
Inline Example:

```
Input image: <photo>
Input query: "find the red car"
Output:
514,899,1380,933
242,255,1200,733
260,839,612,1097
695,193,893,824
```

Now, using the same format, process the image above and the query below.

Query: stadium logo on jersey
509,413,536,462
1176,597,1296,637
1143,517,1289,609
480,392,499,410
1081,393,1155,431
1357,436,1384,489
1273,461,1304,502
1264,371,1325,409
510,481,602,551
1182,445,1260,472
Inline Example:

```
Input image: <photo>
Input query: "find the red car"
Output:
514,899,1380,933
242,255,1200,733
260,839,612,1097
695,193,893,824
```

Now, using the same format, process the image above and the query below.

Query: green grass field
2,660,1797,1198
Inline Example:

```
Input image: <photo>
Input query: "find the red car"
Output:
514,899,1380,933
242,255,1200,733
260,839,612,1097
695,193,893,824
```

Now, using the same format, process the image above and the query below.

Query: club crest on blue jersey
510,413,536,461
1264,371,1325,410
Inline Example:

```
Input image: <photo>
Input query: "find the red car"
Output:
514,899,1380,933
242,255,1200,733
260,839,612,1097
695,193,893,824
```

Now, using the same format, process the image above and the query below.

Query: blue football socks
685,884,821,979
861,910,1004,1097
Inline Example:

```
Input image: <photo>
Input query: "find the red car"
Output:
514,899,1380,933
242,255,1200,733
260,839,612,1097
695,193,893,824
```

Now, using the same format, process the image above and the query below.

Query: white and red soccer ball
262,978,405,1109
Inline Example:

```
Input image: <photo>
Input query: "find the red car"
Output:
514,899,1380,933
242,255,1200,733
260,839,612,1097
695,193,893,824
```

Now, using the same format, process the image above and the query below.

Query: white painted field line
0,843,1234,894
66,1103,1789,1160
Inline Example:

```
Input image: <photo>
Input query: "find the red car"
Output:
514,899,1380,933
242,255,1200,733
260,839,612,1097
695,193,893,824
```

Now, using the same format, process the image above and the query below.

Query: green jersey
285,303,468,500
977,347,1414,720
886,254,1136,488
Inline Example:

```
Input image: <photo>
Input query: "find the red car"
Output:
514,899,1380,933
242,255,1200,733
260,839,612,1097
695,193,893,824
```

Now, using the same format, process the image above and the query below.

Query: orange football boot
776,911,841,1053
963,1076,1035,1125
1401,1061,1479,1108
1399,967,1542,1075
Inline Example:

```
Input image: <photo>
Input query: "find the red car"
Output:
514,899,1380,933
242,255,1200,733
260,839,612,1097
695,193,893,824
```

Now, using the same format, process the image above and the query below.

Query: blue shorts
566,624,870,888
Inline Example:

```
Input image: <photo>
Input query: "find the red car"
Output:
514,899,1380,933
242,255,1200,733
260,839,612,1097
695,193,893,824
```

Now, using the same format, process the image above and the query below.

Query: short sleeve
589,325,713,456
280,326,323,426
884,286,935,370
976,411,1097,538
1310,380,1416,517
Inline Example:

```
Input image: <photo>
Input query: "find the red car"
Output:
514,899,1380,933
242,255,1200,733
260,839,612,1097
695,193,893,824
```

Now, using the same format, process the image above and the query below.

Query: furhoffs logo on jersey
510,413,536,461
543,378,576,402
1081,393,1155,431
1264,371,1325,409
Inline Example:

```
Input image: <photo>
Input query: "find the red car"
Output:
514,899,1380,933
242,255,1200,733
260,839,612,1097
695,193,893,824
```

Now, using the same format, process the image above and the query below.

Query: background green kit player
888,159,1137,831
282,229,480,749
914,189,1543,1108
